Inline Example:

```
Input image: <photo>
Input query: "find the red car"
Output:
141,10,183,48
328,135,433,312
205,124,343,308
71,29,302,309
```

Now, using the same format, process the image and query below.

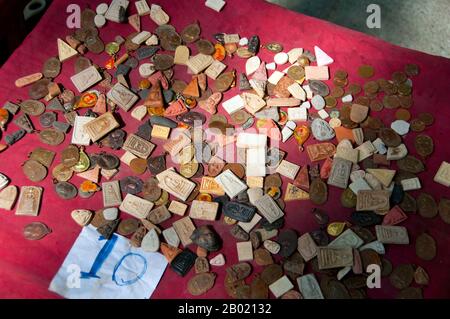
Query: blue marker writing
80,235,118,279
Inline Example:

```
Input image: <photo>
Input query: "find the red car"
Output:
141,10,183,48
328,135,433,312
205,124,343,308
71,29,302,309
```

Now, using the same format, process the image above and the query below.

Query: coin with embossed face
410,119,426,132
39,112,57,128
42,57,61,78
23,222,51,240
52,163,73,182
39,129,65,146
414,134,434,158
418,113,434,126
287,65,305,82
188,273,216,296
20,100,45,116
207,160,225,178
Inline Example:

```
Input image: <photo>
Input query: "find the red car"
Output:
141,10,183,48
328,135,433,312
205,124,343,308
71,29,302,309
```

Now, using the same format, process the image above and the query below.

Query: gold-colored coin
395,109,411,121
297,56,310,67
236,47,254,59
383,95,400,109
358,65,375,78
154,190,169,206
397,83,412,96
418,113,434,126
398,95,413,109
287,65,305,82
330,87,344,98
347,83,361,95
411,119,426,132
264,42,283,53
39,129,65,146
370,99,384,112
334,77,348,87
180,160,199,178
363,81,379,95
392,71,407,84
355,96,371,106
52,163,73,182
325,96,337,108
334,70,348,80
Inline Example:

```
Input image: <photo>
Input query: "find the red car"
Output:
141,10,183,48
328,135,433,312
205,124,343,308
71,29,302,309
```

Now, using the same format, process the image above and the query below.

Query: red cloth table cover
0,0,449,299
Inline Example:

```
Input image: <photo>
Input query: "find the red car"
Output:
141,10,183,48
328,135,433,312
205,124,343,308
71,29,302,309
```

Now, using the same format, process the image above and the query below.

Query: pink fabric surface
0,0,449,299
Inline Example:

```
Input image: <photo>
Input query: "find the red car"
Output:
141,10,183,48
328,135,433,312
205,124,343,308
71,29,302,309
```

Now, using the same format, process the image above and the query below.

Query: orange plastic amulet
294,125,310,151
